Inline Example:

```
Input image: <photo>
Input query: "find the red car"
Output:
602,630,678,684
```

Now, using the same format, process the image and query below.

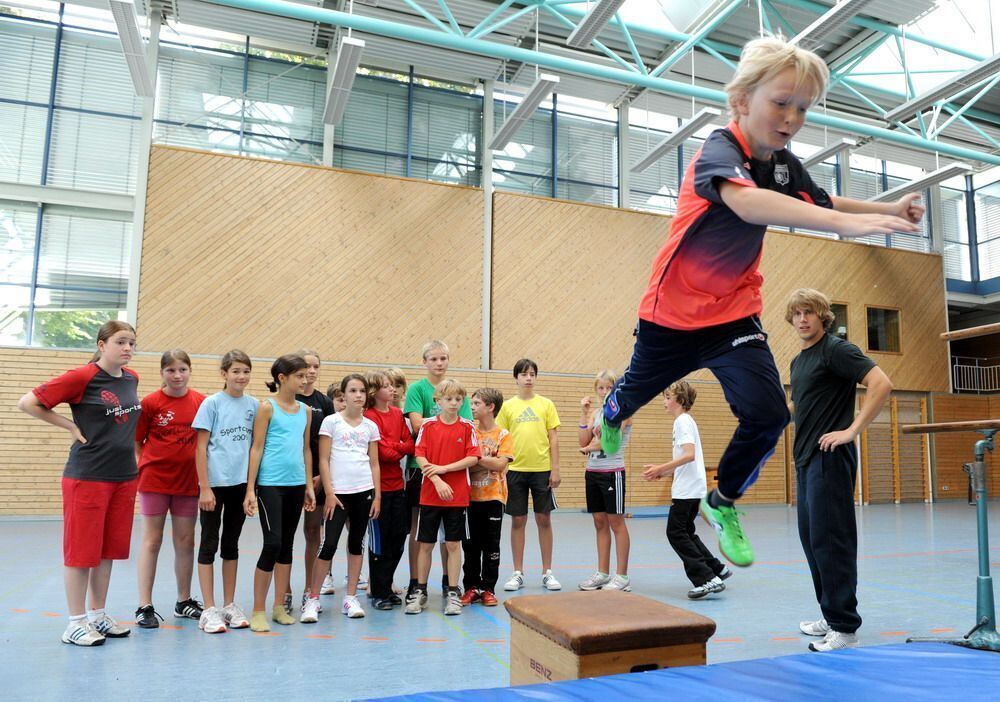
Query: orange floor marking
416,638,447,643
770,637,800,642
476,639,506,644
253,631,281,636
160,624,181,630
362,636,388,641
712,637,744,643
11,608,29,613
930,628,955,634
879,631,908,636
42,612,62,617
306,634,334,640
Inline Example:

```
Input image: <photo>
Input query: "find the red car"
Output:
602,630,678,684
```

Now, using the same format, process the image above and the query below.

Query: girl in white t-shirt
302,374,381,622
643,381,730,600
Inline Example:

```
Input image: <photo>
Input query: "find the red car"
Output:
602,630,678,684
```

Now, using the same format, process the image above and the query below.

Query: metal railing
952,356,1000,393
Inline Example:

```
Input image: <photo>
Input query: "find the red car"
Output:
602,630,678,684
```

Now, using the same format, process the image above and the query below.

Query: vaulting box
505,591,716,685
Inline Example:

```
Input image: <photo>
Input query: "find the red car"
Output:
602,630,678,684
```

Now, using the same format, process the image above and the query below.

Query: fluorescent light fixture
108,0,154,98
490,74,559,151
631,107,721,174
566,0,628,49
868,162,973,202
791,0,874,51
323,36,365,125
884,52,1000,123
801,138,856,169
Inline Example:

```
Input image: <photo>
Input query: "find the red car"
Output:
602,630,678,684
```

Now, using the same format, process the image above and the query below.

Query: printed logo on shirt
774,163,790,186
219,425,252,441
154,410,175,427
731,332,766,348
456,436,464,443
515,407,540,423
244,409,255,422
100,390,141,425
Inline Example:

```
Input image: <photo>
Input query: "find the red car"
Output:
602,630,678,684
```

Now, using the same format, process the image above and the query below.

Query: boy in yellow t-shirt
460,388,514,607
496,358,561,592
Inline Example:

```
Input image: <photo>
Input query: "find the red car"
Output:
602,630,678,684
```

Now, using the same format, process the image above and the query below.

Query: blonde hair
296,348,320,363
666,381,697,411
724,37,829,120
385,367,408,391
364,370,391,408
593,369,617,390
433,378,466,402
421,339,449,360
785,288,836,330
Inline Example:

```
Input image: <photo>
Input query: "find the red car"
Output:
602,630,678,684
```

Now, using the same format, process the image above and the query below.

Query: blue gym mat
369,643,1000,701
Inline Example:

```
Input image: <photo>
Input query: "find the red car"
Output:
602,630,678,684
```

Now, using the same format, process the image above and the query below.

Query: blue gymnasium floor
1,502,998,700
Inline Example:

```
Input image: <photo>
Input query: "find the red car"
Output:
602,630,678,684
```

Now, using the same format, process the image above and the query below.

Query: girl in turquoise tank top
244,354,316,632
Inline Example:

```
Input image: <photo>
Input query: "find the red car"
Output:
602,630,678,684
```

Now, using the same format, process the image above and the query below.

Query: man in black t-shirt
787,288,893,652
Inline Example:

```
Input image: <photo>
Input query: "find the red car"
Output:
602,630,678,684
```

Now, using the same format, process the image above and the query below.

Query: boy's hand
818,428,858,451
433,479,453,501
835,211,918,238
893,193,925,224
643,464,664,481
549,470,561,489
422,463,443,477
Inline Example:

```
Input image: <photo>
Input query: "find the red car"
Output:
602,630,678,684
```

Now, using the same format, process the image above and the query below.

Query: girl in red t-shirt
133,349,206,629
18,320,141,647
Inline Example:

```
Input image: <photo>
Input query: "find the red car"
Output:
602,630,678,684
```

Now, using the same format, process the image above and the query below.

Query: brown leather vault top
504,591,716,655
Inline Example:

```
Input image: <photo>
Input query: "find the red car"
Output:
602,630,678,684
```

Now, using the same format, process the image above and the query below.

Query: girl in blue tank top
244,354,316,632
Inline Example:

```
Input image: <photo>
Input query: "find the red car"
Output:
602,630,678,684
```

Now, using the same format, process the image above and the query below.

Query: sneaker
199,606,227,634
699,497,754,567
272,605,296,626
91,612,130,638
444,591,462,616
503,571,525,592
602,574,632,592
460,588,481,606
342,595,365,618
282,592,293,616
388,594,403,607
300,597,321,624
62,619,105,647
809,630,858,652
597,413,622,454
174,598,203,620
250,610,270,632
687,577,726,600
222,602,249,629
480,590,499,607
542,570,562,591
320,573,336,595
372,597,394,611
718,565,734,581
578,571,611,591
134,605,163,629
800,618,830,637
404,591,423,615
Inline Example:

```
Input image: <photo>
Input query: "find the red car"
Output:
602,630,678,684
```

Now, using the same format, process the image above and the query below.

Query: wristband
578,424,590,429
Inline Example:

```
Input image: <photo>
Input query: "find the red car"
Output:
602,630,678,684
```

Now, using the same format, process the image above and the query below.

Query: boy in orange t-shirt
461,388,513,607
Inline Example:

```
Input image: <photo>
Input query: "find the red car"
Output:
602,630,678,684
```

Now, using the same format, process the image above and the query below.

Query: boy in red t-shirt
407,379,480,616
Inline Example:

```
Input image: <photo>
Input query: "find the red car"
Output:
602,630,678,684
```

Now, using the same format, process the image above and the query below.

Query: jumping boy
598,37,923,566
497,359,562,591
787,288,892,652
407,379,480,616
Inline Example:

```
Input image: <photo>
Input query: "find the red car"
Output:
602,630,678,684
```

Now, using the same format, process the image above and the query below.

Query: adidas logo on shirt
516,407,540,423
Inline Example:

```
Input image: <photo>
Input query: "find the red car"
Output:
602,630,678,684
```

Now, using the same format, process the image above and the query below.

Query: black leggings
256,485,305,572
318,489,374,560
198,483,248,565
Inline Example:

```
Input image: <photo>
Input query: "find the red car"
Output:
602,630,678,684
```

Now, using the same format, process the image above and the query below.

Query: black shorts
417,505,467,543
585,470,626,515
406,468,423,509
505,470,557,517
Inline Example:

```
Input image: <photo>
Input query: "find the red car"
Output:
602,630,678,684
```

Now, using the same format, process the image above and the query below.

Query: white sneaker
687,577,725,599
300,597,321,624
90,612,130,638
503,571,524,591
542,570,562,591
800,618,830,636
320,573,336,595
342,595,365,618
578,571,611,591
444,591,462,616
199,606,227,634
602,574,632,592
62,619,105,646
404,591,423,615
809,630,858,652
222,602,249,629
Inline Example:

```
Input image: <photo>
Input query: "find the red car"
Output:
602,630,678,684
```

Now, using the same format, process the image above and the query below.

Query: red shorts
62,477,138,568
139,491,198,518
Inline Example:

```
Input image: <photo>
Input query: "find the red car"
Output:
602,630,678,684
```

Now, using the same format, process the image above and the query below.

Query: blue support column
406,65,414,178
676,143,684,190
27,2,65,345
551,93,558,199
881,160,891,247
967,175,980,283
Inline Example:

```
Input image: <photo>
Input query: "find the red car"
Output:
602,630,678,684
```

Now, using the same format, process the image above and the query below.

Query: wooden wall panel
138,146,484,368
931,394,995,500
862,399,894,504
896,395,928,502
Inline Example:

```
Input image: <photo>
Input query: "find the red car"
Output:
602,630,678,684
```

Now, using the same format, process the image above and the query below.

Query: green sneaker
597,414,621,455
699,498,754,567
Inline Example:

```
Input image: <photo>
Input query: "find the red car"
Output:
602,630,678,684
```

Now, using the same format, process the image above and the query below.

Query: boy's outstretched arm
719,182,920,239
830,192,924,223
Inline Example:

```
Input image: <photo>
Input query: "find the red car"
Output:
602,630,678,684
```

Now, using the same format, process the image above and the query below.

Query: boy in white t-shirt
643,381,731,599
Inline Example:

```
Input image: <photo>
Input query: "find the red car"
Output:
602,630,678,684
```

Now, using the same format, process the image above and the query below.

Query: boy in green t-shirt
403,340,472,599
497,358,561,592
